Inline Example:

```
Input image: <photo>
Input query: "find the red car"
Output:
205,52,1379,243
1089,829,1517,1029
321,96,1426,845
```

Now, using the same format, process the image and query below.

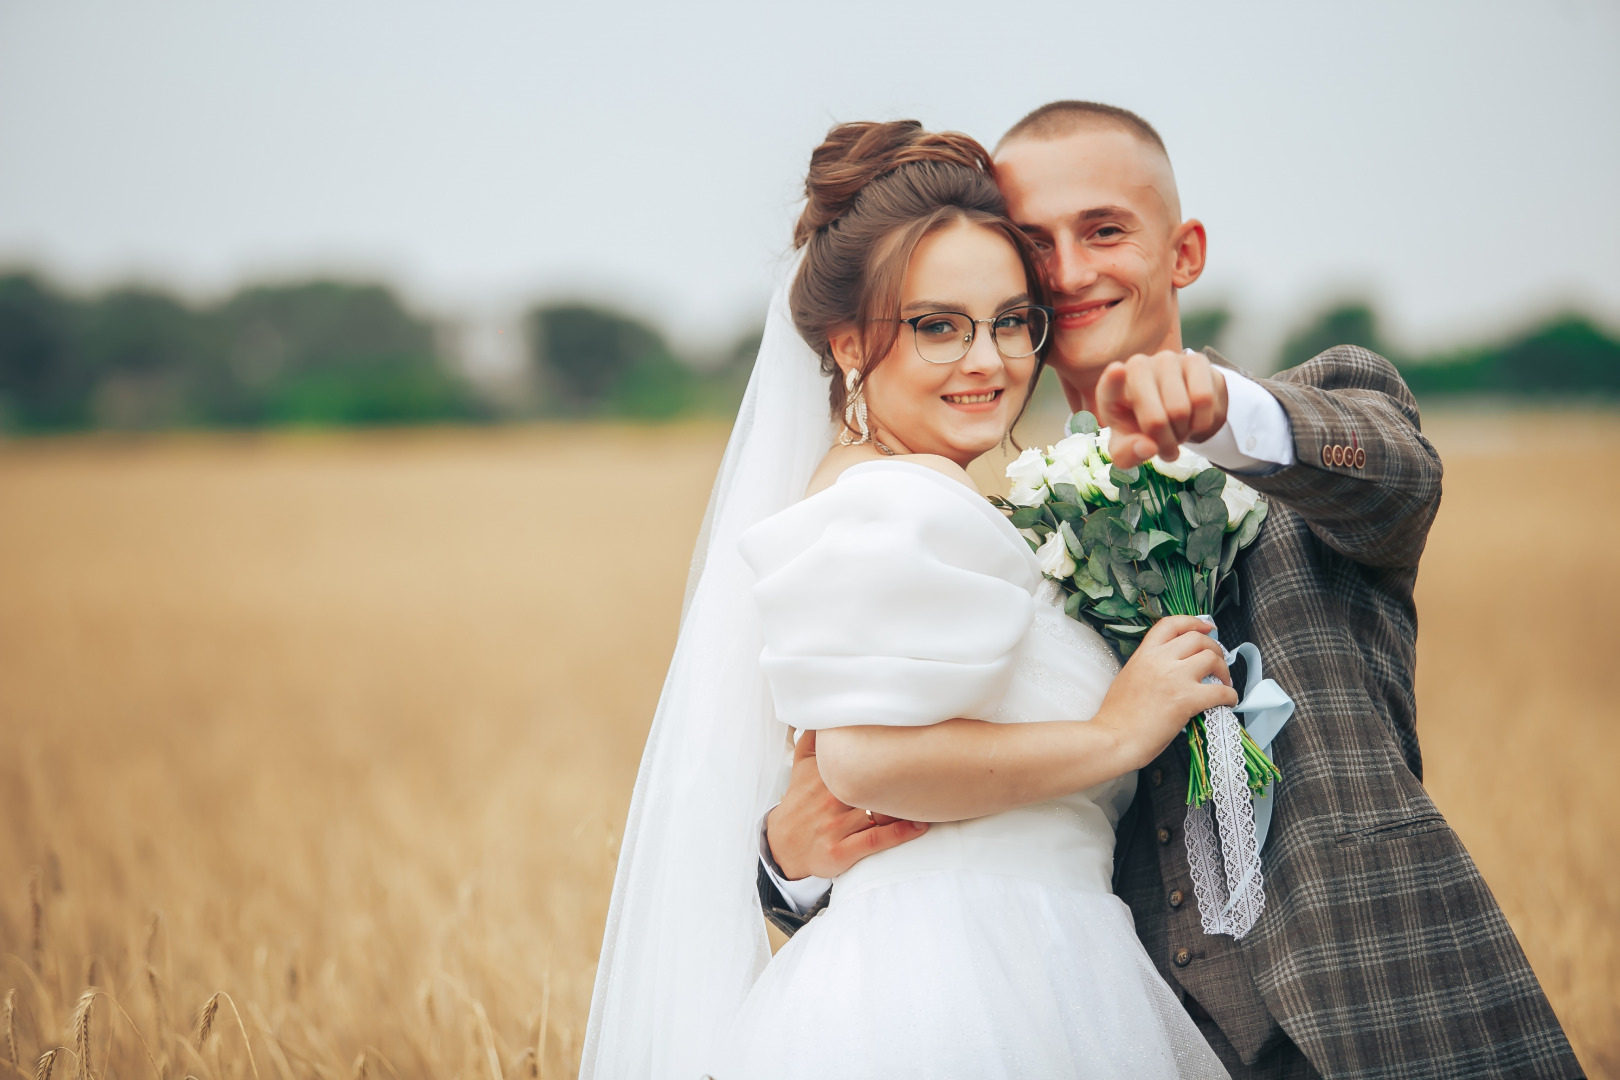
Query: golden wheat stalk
33,1049,56,1080
192,996,217,1053
351,1052,368,1080
27,871,44,976
68,992,93,1080
5,989,17,1073
190,993,258,1080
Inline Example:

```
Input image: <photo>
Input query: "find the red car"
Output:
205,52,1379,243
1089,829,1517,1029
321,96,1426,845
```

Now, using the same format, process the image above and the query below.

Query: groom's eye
1092,225,1125,240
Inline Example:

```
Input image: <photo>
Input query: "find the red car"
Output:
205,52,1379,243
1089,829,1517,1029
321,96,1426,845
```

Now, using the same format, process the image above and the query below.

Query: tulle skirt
715,870,1228,1079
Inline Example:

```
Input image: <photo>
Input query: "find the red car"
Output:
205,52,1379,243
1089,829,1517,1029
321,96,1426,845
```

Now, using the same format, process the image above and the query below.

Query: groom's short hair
997,101,1167,157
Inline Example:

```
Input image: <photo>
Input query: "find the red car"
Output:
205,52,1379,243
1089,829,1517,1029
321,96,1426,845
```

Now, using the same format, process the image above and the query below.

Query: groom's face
994,127,1196,382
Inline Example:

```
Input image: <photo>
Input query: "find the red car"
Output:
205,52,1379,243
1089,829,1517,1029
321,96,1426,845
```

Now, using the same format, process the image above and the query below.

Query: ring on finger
863,808,875,825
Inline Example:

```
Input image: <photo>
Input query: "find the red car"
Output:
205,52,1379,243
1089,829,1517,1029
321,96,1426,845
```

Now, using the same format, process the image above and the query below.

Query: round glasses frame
887,304,1055,365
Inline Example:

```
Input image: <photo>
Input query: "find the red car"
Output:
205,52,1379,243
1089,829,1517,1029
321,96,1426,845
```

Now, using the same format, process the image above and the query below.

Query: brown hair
997,100,1167,157
789,120,1052,428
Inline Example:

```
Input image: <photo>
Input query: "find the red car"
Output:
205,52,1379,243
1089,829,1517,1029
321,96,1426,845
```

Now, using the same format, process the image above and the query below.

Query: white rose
1005,446,1049,498
1089,460,1119,501
1222,478,1260,529
1095,427,1112,461
1035,530,1076,580
1008,482,1047,507
1149,446,1212,483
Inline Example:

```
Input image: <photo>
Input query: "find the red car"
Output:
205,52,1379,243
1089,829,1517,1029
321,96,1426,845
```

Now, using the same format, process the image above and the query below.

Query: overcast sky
2,0,1617,368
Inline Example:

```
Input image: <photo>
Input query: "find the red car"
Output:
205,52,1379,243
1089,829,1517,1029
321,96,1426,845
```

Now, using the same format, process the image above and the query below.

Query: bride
582,121,1233,1078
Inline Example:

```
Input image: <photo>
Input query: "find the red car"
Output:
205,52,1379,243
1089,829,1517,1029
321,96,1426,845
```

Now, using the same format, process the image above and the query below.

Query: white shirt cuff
1185,367,1296,475
759,806,832,914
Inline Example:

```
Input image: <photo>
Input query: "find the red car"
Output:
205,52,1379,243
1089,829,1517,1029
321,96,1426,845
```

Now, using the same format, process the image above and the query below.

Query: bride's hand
1093,616,1238,773
765,730,929,881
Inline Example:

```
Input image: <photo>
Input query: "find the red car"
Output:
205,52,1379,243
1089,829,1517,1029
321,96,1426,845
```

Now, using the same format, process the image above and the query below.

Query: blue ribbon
1225,641,1294,853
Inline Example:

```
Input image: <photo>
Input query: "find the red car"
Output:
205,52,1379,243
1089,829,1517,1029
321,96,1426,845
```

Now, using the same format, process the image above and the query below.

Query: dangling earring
839,368,870,446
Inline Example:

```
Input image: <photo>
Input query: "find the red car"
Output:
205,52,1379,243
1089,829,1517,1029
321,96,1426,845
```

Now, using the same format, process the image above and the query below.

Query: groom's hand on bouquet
1095,616,1238,772
765,730,929,881
1095,349,1229,470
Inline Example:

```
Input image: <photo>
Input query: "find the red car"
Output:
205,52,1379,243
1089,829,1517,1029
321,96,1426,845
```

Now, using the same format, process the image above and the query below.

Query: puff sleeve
738,462,1040,731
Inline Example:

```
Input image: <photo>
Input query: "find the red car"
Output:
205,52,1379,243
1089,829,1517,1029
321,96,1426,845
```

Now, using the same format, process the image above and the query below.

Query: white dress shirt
759,366,1296,914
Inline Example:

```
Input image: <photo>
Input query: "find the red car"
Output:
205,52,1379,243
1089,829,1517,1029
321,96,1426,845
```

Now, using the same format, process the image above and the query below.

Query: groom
757,102,1581,1078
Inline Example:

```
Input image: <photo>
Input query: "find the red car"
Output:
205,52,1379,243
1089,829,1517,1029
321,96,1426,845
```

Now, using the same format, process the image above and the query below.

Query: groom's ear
1169,218,1208,290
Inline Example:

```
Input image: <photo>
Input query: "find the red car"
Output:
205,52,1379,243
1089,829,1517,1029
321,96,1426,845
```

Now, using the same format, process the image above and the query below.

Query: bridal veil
580,255,834,1078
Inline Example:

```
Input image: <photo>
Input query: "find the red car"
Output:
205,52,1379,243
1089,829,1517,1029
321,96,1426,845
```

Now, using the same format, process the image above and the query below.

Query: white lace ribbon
1181,635,1294,940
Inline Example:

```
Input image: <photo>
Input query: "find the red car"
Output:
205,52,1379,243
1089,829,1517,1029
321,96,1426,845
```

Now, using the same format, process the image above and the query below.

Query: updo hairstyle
790,120,1052,425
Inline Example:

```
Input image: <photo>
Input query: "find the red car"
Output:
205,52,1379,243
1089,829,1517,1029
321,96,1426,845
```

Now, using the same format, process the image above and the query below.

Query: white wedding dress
718,459,1228,1079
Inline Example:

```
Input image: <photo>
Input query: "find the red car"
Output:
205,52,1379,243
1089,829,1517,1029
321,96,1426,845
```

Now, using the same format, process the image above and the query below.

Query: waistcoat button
1157,826,1172,845
1173,947,1192,967
1168,889,1185,909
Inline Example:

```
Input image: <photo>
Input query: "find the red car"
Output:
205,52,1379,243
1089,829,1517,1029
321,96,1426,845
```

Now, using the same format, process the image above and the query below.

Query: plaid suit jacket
759,346,1582,1078
1111,345,1579,1078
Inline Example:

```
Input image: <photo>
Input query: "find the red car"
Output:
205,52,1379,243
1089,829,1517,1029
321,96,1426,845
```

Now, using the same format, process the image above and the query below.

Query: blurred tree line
0,271,759,433
2,268,1615,434
1185,302,1620,398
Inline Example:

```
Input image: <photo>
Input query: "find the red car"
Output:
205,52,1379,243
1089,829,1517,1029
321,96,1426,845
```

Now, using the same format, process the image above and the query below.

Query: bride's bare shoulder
803,446,979,498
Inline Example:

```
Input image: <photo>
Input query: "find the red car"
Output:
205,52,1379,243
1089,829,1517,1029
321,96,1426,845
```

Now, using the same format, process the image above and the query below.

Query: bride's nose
956,326,1006,377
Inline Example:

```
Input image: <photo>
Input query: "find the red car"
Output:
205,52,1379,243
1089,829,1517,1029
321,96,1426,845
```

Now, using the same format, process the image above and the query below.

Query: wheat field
0,412,1616,1079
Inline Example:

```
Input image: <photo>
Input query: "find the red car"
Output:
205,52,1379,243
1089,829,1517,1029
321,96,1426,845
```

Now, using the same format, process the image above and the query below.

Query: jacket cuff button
1173,947,1192,967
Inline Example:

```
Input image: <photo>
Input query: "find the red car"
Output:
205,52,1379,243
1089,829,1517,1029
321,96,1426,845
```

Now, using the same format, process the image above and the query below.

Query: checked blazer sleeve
1213,345,1443,570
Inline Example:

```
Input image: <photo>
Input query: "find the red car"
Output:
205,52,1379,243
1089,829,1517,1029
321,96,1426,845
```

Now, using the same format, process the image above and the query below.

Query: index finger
1142,615,1218,648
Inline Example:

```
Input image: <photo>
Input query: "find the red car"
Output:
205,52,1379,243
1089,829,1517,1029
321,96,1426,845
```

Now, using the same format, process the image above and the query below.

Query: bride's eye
917,316,963,338
993,312,1030,331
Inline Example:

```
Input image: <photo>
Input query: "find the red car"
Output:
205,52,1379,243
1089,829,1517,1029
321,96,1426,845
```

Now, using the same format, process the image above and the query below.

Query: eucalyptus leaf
1178,492,1201,528
1104,516,1133,548
1127,531,1153,560
1032,521,1054,538
1060,520,1085,559
1052,482,1082,506
1194,576,1208,607
1143,530,1179,558
1009,506,1043,529
1110,464,1141,486
1093,596,1142,621
1219,529,1242,577
1040,505,1058,530
1122,502,1142,529
1117,638,1139,658
1162,503,1188,543
1067,410,1100,436
1194,468,1227,497
1076,573,1114,601
1051,500,1085,526
1136,569,1166,595
1187,521,1224,567
1234,499,1269,548
1081,508,1114,545
1105,623,1149,635
1064,589,1084,619
1110,560,1140,603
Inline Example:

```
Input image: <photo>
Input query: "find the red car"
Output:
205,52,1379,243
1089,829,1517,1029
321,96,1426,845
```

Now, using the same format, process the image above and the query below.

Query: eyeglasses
888,305,1054,365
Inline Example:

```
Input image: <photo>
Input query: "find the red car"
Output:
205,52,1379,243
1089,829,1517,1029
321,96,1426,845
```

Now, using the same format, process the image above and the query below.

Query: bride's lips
941,388,1004,412
1056,297,1123,330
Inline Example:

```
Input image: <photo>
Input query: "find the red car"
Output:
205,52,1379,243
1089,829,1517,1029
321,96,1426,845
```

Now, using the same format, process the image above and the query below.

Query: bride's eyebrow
901,293,1032,314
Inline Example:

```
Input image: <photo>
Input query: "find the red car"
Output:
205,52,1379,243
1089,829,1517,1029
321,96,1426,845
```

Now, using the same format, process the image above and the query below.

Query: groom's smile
994,122,1207,400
